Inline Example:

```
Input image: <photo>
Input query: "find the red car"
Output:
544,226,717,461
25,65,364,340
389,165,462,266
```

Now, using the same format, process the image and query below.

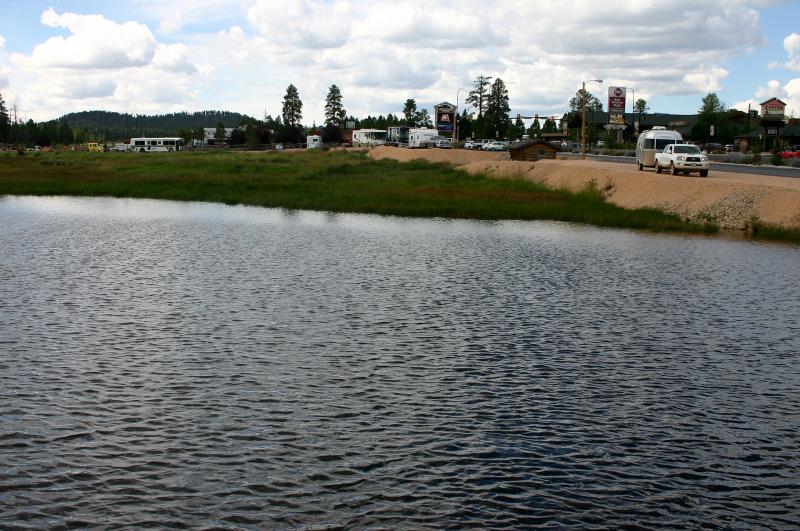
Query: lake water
1,196,799,529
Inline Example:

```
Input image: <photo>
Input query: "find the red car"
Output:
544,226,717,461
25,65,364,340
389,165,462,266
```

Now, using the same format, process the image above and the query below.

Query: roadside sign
608,86,626,114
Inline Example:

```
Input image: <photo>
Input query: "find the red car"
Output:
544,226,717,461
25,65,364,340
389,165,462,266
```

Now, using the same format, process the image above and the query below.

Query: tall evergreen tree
484,78,511,139
0,92,10,143
214,122,227,144
402,99,418,126
416,108,433,128
324,84,345,127
569,90,603,113
527,117,541,138
282,84,303,127
466,75,492,117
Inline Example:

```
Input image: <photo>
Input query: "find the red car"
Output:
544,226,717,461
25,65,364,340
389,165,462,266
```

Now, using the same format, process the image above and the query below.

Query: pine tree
542,118,558,133
484,78,511,139
527,117,541,138
324,84,345,127
466,75,492,117
402,99,417,126
214,122,227,144
416,108,432,128
0,92,10,144
282,84,303,127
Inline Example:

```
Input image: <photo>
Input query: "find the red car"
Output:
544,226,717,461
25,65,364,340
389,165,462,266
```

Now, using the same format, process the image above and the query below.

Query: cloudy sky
1,0,800,123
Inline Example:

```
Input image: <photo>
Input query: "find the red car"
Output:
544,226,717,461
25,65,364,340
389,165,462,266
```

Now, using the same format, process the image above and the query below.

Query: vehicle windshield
655,139,679,149
674,146,701,154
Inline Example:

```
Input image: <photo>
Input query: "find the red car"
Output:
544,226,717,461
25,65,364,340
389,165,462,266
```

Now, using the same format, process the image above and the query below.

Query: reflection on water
1,196,799,528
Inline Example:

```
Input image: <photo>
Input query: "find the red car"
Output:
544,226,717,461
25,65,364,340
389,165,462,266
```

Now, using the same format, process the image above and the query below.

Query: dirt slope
368,146,800,229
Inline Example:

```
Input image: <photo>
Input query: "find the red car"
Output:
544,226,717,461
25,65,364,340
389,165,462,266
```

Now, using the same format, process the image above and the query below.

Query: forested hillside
58,110,253,141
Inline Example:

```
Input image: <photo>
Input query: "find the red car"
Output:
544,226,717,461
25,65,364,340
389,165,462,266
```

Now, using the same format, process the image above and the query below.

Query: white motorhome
306,135,321,149
636,127,683,170
408,128,439,148
129,137,184,152
352,129,388,147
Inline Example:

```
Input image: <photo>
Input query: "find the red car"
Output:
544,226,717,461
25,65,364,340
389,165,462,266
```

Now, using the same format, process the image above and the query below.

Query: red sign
608,86,626,114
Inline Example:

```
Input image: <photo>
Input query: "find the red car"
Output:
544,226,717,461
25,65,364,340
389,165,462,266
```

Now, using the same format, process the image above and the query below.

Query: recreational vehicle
636,127,683,170
408,128,439,148
352,129,388,147
129,137,184,152
387,126,410,146
306,135,321,149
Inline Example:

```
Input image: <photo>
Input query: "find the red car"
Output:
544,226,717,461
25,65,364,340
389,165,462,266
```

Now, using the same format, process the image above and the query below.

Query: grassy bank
1,149,716,234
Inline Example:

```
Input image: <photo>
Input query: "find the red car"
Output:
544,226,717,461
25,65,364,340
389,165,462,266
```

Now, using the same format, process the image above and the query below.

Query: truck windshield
655,139,678,149
674,146,700,154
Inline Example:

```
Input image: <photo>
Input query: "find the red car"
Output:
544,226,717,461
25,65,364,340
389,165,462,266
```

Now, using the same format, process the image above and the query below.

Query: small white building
306,135,321,149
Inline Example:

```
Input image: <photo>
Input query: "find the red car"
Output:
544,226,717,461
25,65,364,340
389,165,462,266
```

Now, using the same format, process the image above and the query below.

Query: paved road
559,153,800,178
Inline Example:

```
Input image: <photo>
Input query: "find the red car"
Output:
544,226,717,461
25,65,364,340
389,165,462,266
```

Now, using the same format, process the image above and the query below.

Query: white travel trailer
352,129,388,147
129,137,184,152
636,127,683,170
306,135,321,149
408,128,439,148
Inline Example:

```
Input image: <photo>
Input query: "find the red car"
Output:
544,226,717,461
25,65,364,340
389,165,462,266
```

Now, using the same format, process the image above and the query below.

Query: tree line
1,85,766,149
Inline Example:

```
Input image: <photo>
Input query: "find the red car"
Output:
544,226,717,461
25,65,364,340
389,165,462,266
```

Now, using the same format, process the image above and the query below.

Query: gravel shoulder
368,146,800,230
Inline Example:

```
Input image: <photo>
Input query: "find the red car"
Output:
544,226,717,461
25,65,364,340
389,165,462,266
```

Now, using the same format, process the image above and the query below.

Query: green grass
0,149,718,235
750,218,800,244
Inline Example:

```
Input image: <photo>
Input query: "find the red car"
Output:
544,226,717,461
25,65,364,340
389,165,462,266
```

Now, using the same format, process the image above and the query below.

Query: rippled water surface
1,196,799,529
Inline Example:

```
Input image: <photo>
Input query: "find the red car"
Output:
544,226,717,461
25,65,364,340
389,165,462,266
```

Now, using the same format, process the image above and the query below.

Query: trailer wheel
638,162,643,171
655,161,662,174
139,148,145,153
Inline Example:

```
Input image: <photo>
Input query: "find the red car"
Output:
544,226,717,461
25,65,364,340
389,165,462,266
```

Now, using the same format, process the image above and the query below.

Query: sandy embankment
368,146,800,230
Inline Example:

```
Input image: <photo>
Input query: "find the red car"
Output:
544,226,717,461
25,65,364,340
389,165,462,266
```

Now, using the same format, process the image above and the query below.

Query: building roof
760,97,787,106
508,139,561,151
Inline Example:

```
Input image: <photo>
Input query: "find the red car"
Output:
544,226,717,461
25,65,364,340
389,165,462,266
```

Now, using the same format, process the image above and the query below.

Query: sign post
607,86,626,144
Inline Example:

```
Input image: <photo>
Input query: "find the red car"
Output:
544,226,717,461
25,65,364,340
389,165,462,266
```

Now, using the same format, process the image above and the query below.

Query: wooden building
508,140,560,161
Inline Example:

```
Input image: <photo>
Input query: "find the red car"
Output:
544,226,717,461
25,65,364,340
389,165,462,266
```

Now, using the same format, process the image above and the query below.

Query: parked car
780,145,800,159
430,135,452,149
484,141,508,151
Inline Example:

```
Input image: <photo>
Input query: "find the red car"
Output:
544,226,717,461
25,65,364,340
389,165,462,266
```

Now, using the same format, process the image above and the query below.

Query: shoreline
368,146,800,233
3,148,799,243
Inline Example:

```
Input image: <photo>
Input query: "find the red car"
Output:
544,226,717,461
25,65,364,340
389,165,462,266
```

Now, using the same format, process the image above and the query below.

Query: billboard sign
608,86,626,115
609,114,625,126
434,102,455,132
761,98,785,119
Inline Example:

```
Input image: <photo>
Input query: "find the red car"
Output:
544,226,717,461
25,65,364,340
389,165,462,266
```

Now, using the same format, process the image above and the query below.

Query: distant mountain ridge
57,110,254,141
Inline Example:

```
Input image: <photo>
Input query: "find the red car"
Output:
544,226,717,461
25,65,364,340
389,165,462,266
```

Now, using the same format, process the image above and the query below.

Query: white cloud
5,0,782,122
25,9,157,69
755,79,785,100
780,33,800,71
247,0,353,49
152,43,196,73
682,67,730,93
0,65,10,88
9,9,207,119
0,34,6,49
782,78,800,117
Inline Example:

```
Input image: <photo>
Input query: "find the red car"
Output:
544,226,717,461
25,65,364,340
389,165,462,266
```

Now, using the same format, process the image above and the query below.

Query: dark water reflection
1,196,799,529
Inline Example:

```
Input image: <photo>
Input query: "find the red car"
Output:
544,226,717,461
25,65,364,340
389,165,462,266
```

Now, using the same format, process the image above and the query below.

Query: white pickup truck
654,144,709,177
